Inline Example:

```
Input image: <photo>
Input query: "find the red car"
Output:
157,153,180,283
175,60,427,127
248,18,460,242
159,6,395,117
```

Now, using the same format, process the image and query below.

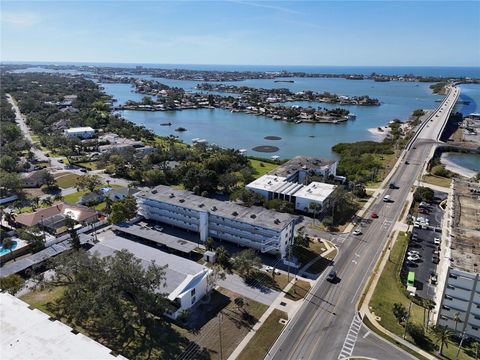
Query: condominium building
135,185,297,260
64,126,95,139
436,179,480,339
246,156,337,214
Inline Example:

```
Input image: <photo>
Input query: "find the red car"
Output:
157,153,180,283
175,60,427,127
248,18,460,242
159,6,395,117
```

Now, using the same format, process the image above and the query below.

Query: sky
1,1,479,67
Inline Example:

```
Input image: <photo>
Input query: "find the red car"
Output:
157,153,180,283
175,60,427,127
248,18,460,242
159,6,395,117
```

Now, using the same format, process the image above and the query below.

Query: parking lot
401,190,447,300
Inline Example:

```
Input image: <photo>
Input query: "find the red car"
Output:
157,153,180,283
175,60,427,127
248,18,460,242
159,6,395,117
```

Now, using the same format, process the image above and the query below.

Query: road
266,85,459,360
7,94,131,188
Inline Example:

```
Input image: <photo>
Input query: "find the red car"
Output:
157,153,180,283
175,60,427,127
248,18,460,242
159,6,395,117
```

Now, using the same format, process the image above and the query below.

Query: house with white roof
64,127,95,139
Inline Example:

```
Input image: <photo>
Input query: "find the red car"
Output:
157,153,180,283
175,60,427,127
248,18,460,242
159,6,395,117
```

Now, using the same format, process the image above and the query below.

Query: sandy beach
368,126,391,139
441,153,479,178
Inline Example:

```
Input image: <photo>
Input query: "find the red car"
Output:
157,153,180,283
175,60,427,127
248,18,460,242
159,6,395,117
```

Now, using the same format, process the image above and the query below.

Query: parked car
265,266,281,275
418,208,429,215
405,161,409,165
371,212,378,219
408,250,420,256
407,254,420,262
430,273,438,285
326,270,337,282
432,257,440,264
80,168,87,173
353,229,362,236
434,238,441,245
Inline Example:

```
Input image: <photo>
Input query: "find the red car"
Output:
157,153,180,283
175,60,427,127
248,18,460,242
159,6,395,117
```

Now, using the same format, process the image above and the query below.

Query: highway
265,85,459,360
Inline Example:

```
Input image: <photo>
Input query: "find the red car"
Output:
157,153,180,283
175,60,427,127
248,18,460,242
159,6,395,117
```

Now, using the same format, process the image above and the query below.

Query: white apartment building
90,234,212,319
246,156,337,213
438,268,480,339
64,126,95,139
136,185,296,260
436,179,480,339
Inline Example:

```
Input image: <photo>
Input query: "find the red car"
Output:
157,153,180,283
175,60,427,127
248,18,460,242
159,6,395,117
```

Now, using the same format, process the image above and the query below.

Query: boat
295,120,302,124
347,113,357,120
274,80,294,83
160,122,172,126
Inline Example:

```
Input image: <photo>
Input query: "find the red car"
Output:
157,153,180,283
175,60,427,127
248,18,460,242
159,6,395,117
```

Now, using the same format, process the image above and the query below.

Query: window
448,285,456,290
191,288,196,297
443,305,451,310
472,326,479,331
191,296,196,305
445,295,453,301
449,274,458,279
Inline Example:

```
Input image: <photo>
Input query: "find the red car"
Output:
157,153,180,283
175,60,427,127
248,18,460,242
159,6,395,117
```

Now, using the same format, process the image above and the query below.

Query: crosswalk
338,314,363,359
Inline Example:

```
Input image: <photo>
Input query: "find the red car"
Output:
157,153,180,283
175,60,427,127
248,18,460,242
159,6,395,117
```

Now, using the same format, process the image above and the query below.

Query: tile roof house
15,202,98,231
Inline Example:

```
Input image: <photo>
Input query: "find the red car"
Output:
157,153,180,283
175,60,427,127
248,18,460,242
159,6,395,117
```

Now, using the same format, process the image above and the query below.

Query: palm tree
471,341,480,360
431,325,453,356
453,312,461,333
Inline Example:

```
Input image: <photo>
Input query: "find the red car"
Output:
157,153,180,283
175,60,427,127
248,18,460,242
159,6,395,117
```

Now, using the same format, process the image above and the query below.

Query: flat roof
268,156,336,178
90,234,207,294
294,182,336,202
450,179,480,273
0,293,123,360
0,234,94,277
112,223,197,253
65,127,95,132
137,185,296,231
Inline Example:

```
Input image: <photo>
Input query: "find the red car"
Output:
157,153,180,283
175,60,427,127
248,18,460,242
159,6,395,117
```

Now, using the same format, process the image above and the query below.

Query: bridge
265,85,460,360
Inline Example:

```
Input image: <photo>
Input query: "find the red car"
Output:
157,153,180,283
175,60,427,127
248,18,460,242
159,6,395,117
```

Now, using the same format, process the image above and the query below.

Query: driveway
218,273,280,306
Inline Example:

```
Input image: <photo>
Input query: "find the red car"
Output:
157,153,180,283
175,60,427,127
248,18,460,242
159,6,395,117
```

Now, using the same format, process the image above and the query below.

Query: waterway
9,66,480,159
440,152,480,178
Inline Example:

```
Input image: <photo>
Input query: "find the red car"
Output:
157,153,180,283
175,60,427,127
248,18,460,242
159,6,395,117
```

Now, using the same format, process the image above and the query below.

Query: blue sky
1,1,479,66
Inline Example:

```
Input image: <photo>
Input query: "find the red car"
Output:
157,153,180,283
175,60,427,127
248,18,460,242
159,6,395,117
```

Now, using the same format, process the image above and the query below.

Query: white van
383,195,391,202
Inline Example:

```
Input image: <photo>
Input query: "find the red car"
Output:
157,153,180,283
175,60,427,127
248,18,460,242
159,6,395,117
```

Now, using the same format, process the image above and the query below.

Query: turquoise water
442,153,480,173
0,240,18,255
111,78,443,158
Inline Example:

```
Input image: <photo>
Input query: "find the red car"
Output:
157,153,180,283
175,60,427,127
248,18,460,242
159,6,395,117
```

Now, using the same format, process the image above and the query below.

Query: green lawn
365,153,397,188
285,279,311,301
55,173,81,189
422,175,452,188
237,309,288,360
76,161,100,170
369,232,474,359
20,286,65,317
249,159,279,178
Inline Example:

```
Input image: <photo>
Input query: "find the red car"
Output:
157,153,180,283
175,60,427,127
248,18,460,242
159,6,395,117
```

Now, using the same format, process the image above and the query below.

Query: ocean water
441,152,480,177
8,65,480,159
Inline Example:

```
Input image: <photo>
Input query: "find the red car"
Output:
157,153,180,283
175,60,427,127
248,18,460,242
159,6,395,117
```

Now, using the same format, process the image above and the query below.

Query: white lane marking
363,330,371,339
338,314,363,359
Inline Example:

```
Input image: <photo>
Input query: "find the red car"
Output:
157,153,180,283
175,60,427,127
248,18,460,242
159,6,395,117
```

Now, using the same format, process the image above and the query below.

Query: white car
407,254,420,262
353,230,362,236
434,238,441,245
265,266,281,275
408,250,420,256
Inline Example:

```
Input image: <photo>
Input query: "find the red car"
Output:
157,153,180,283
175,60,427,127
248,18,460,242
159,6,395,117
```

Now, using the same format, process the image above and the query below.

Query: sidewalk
358,230,436,360
227,277,302,360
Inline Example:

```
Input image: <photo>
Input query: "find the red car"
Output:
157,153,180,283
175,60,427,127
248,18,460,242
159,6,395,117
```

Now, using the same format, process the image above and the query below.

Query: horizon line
1,60,479,69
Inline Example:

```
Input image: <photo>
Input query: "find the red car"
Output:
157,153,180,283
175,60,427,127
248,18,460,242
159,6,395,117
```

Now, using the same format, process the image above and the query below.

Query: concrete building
136,185,296,260
437,179,480,339
90,234,212,319
0,292,124,360
64,126,95,139
246,156,337,214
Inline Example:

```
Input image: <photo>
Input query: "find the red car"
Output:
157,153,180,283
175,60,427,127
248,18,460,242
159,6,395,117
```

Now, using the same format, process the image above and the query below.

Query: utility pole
218,312,223,360
455,331,466,360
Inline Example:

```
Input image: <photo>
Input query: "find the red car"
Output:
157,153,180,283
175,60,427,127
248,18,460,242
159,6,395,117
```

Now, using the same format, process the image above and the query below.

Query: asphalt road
265,86,459,360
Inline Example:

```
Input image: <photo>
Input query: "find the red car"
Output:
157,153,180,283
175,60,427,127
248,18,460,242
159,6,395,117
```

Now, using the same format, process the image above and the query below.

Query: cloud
1,11,41,27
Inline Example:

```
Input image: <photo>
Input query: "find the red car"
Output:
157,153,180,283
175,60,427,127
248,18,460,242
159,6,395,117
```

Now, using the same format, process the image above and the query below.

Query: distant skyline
1,1,479,67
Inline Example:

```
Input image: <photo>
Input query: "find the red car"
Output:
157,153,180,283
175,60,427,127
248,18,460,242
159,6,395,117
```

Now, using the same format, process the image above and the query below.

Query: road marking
338,314,362,359
363,330,371,339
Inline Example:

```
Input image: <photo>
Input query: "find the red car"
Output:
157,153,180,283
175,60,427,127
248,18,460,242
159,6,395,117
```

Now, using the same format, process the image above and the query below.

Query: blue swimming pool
0,240,18,255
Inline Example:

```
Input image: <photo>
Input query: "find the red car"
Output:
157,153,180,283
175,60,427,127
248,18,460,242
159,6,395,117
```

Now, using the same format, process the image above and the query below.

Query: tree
413,186,434,203
0,274,24,294
205,237,215,251
215,246,232,271
230,188,263,207
3,211,16,227
431,325,453,356
47,249,170,354
471,341,480,360
219,173,239,194
2,237,15,255
76,174,102,192
109,195,137,224
232,249,261,279
453,312,461,333
393,302,408,324
309,202,322,223
206,264,226,298
17,226,44,253
65,216,80,250
234,297,246,313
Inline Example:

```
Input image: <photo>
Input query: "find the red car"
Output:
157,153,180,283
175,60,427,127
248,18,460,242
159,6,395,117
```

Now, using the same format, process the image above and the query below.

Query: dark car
405,161,409,165
80,169,87,173
371,212,379,219
432,257,440,264
326,270,337,282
